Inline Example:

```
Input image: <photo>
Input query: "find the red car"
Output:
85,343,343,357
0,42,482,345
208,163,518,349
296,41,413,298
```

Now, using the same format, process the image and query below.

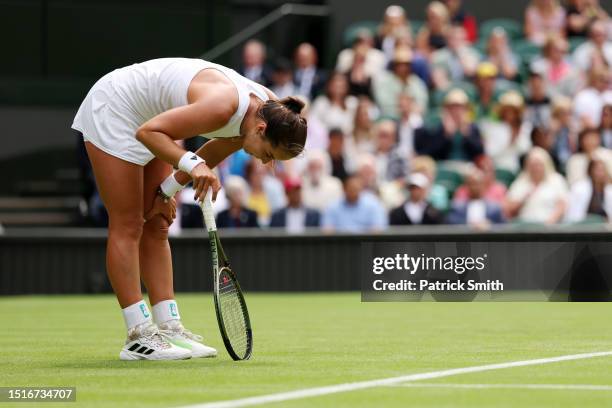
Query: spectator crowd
180,0,612,233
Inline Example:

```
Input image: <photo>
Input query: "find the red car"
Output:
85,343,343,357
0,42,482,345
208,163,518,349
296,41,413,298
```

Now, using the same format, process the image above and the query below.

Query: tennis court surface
2,293,611,407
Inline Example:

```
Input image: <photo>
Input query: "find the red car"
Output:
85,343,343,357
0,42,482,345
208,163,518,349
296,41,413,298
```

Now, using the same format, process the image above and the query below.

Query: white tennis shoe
119,322,192,361
159,320,218,358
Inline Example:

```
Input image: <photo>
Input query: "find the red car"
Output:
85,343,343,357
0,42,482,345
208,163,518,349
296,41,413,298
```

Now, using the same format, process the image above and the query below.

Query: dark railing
200,3,331,62
1,226,611,295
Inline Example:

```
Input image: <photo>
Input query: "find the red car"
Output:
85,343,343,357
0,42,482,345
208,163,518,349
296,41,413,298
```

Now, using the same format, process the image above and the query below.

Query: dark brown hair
257,96,307,158
577,127,600,152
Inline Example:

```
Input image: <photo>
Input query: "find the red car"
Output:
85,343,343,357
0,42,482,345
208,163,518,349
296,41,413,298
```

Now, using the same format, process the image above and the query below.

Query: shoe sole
191,350,218,358
119,350,192,361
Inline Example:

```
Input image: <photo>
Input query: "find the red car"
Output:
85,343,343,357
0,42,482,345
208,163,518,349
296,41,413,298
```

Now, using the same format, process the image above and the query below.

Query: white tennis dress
72,58,269,166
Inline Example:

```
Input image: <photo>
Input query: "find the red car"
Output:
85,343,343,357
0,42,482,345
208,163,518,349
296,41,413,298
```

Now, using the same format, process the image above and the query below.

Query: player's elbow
135,126,152,144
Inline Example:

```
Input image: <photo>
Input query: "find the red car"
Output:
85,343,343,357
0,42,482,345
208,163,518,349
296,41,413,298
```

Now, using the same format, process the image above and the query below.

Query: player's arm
173,138,244,185
136,86,237,201
163,85,280,192
135,87,236,165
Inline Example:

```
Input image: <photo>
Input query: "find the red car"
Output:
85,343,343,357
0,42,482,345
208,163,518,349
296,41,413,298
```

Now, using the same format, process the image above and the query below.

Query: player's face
243,125,293,164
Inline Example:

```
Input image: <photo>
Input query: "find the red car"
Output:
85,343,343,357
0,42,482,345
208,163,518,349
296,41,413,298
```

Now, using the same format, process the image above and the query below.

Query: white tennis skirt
72,72,157,166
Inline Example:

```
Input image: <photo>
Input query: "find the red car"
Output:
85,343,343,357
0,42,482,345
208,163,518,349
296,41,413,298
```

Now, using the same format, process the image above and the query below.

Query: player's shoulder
189,72,239,120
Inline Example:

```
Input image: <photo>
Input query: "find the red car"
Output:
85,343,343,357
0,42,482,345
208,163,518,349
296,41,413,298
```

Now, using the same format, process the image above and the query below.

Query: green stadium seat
512,39,543,82
480,19,523,41
342,20,379,46
435,167,463,196
424,108,442,129
571,214,607,225
473,38,488,55
513,39,542,66
452,81,477,99
430,89,445,110
410,20,424,36
508,219,546,229
430,82,477,110
568,37,586,53
495,168,517,187
494,80,525,98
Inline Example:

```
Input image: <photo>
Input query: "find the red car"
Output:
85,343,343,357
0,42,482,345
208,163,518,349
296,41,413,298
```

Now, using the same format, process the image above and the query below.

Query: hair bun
280,96,305,115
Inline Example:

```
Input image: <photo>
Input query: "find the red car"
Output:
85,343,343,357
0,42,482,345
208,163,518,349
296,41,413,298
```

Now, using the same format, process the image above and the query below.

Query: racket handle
200,191,217,232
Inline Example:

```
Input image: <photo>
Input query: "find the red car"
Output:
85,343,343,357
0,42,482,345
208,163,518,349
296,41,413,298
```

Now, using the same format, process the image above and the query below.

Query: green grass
1,294,612,407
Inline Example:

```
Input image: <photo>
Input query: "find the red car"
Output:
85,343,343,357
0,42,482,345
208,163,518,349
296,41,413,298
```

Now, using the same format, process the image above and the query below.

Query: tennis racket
200,194,253,361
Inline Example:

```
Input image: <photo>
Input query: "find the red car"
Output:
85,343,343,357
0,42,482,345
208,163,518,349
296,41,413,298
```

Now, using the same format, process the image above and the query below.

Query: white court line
387,383,612,391
177,351,612,408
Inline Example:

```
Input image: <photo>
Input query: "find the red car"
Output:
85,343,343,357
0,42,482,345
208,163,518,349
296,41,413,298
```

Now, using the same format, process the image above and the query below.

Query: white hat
407,172,429,189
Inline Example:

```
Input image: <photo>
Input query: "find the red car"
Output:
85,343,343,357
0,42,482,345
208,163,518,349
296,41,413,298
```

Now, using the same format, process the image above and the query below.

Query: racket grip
200,192,217,232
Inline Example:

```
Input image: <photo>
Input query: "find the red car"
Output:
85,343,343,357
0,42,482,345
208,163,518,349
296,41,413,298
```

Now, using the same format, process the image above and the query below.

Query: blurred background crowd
85,0,612,233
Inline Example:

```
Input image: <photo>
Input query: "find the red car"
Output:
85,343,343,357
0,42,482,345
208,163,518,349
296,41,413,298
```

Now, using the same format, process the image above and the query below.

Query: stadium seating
435,166,464,196
494,168,517,187
479,19,523,42
342,20,379,46
0,147,84,226
430,82,477,109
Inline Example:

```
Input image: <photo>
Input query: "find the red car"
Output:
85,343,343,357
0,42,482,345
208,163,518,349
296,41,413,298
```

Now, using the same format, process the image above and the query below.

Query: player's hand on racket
144,195,177,224
191,163,221,203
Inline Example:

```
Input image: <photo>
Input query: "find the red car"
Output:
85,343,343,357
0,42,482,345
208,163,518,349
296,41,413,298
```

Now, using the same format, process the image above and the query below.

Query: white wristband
159,173,186,198
177,151,205,175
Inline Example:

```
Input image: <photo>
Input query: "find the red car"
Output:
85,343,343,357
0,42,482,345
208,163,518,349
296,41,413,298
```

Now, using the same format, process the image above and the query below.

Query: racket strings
218,273,249,356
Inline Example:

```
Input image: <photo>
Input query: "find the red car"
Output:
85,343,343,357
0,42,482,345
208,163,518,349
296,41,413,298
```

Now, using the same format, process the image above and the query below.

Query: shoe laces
129,322,171,349
159,320,203,342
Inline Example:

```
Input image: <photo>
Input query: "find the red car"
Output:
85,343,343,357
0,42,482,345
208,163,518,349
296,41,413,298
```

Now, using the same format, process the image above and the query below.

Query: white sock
152,299,181,325
122,300,152,330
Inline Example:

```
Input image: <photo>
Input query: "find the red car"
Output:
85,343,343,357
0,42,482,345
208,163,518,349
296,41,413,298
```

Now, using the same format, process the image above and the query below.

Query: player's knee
143,215,170,240
109,217,144,242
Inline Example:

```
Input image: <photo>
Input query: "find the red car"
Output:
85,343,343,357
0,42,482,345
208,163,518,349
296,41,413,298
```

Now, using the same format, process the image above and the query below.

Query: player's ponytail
258,96,307,158
279,96,305,115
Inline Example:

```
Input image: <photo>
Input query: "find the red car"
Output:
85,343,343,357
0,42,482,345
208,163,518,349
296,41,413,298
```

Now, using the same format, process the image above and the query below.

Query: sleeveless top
100,57,270,139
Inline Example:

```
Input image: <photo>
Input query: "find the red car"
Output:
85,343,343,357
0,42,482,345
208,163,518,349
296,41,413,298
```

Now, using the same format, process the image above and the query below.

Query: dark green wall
0,0,43,76
0,0,230,78
0,0,326,106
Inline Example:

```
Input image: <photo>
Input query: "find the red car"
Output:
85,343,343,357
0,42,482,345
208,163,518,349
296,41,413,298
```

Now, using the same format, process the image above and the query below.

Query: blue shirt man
322,176,388,232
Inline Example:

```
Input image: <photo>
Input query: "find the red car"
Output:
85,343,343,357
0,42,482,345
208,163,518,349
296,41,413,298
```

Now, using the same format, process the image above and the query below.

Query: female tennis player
72,58,307,360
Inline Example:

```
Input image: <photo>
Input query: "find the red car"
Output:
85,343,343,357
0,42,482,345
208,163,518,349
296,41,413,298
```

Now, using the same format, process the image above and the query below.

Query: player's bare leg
140,157,175,305
85,141,144,308
140,158,217,358
85,142,190,360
